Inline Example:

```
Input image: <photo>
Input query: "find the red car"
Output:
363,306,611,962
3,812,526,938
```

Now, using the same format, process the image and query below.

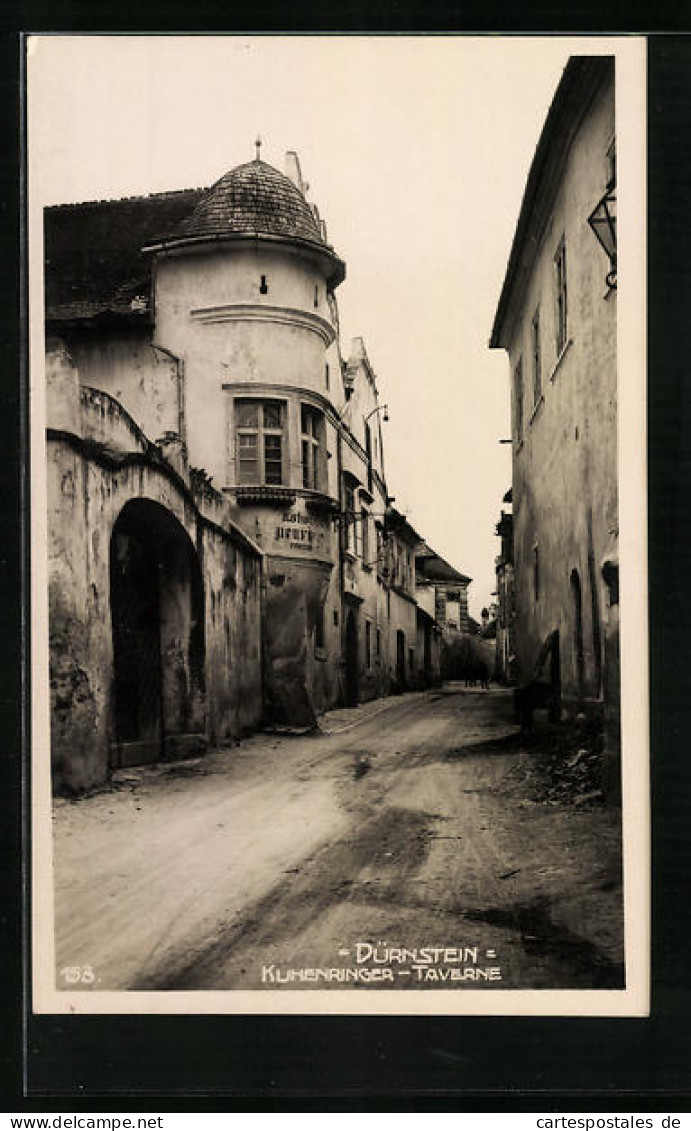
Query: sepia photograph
28,34,648,1015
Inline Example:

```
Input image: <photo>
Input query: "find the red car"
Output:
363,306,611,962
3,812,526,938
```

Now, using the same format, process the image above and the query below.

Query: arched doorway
110,499,206,768
345,608,359,707
570,568,585,701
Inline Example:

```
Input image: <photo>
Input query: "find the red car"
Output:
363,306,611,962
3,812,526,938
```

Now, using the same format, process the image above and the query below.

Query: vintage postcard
28,34,648,1015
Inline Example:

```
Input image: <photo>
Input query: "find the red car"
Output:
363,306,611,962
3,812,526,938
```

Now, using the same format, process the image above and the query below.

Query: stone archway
109,498,206,768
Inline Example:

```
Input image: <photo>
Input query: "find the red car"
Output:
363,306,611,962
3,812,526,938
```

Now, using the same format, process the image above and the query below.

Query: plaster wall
506,73,616,704
262,555,337,724
46,344,262,793
152,243,337,486
388,589,418,689
64,328,182,445
341,360,387,488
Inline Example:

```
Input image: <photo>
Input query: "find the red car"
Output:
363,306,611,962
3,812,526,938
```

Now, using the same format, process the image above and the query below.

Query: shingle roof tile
44,160,340,323
169,160,325,246
45,188,206,321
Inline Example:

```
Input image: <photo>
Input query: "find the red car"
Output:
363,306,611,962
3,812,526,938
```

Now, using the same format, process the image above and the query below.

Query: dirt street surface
52,687,624,992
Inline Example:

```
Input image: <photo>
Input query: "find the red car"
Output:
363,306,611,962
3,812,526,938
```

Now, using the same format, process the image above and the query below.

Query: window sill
549,337,573,384
228,485,296,506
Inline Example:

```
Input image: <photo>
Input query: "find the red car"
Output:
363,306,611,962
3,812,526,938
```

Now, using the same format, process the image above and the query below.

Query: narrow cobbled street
53,687,624,993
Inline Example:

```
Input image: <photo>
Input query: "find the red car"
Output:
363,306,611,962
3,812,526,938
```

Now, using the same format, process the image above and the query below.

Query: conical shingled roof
172,159,325,246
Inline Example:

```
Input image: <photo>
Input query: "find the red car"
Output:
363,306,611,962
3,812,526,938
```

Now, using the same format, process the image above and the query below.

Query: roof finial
255,135,262,162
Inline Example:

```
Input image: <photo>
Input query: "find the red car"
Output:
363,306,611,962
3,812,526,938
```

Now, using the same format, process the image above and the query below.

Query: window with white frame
301,405,324,491
235,399,284,486
344,480,356,555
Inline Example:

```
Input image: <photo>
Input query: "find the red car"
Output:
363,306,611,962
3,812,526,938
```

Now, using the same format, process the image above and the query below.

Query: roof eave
489,55,614,350
142,229,346,287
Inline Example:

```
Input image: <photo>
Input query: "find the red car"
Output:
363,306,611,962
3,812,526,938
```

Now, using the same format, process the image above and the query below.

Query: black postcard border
3,17,691,1109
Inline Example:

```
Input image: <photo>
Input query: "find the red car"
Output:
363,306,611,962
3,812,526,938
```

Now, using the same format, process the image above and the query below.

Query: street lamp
588,184,617,293
365,403,389,423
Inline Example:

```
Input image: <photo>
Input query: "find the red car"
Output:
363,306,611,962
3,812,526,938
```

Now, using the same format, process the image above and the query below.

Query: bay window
235,399,285,486
301,405,325,491
344,480,356,554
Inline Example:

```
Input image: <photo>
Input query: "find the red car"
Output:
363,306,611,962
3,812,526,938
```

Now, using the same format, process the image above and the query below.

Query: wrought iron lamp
588,183,617,292
364,403,389,423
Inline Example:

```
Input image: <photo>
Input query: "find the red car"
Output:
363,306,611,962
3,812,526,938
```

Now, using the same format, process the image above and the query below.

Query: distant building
490,57,619,783
45,147,472,790
416,548,480,682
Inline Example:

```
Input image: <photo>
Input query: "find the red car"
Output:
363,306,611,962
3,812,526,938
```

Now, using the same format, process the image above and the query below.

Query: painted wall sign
258,502,331,558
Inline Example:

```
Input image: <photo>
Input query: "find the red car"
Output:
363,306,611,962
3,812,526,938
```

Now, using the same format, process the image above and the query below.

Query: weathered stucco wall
46,341,263,794
65,328,182,446
507,71,616,706
153,243,337,487
388,589,418,690
262,556,336,726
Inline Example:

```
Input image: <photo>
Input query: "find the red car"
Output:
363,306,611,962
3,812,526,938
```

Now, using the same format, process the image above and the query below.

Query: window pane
265,435,282,484
236,401,259,428
238,434,257,452
263,402,283,429
302,405,319,439
238,459,259,484
302,440,310,488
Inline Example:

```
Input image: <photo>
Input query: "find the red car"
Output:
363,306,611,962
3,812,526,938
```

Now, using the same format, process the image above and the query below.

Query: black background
2,12,690,1109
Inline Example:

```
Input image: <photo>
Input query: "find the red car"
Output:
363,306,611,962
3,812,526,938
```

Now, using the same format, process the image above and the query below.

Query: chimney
285,151,306,194
349,336,367,364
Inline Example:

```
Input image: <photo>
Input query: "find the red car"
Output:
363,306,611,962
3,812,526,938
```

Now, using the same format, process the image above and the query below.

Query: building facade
490,57,619,777
494,501,517,684
45,339,264,794
45,147,472,789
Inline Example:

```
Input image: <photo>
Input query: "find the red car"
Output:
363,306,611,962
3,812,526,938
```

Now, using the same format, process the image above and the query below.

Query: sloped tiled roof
416,547,471,585
45,159,343,325
490,56,613,349
44,187,206,323
164,160,325,247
